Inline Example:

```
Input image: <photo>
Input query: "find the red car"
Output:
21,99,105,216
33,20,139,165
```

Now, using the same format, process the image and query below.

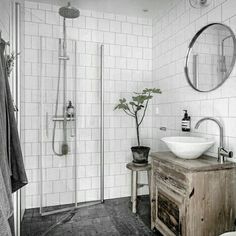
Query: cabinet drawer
153,160,189,195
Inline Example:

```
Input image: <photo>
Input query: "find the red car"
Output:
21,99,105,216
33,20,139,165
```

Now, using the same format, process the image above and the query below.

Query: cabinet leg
132,171,137,214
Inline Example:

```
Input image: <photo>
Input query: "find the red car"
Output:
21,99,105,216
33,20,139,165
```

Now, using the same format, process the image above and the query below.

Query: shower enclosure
39,3,104,215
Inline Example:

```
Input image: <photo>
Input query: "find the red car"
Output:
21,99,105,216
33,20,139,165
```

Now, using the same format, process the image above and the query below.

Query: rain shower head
59,2,80,19
189,0,212,8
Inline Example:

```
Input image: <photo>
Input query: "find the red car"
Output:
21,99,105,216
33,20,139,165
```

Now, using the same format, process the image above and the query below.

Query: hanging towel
0,43,14,235
3,51,28,193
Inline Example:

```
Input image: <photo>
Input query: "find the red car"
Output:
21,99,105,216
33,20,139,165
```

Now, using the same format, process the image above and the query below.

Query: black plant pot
131,146,150,165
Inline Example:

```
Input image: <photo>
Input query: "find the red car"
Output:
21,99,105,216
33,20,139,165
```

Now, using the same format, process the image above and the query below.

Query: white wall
23,0,236,210
152,0,236,159
23,1,153,209
0,0,10,41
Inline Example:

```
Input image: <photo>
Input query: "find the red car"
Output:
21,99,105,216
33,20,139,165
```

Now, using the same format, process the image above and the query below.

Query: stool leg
131,170,133,203
147,170,151,205
132,171,137,214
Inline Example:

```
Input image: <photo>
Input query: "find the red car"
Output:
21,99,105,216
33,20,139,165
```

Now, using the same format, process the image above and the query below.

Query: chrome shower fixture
52,2,80,157
189,0,212,9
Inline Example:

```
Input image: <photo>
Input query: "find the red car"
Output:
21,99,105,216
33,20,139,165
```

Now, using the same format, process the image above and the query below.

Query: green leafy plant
114,88,161,147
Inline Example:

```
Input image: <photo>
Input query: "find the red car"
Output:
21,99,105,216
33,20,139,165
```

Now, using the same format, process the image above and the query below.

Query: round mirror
185,23,236,92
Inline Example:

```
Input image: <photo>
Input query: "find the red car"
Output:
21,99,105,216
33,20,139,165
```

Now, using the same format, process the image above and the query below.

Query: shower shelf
52,116,75,121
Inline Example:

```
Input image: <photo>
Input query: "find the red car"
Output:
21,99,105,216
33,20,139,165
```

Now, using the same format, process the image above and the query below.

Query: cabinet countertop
150,152,236,172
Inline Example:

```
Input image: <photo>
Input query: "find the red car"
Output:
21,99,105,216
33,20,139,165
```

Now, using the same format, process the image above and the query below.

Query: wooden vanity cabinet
150,152,236,236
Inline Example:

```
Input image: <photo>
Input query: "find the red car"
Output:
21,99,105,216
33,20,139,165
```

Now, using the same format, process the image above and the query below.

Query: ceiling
27,0,167,18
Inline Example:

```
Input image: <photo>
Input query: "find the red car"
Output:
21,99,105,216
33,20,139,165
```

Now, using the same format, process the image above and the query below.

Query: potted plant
114,88,161,165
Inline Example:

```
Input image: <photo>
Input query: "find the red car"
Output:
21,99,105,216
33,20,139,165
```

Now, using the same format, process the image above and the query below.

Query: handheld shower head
59,2,80,19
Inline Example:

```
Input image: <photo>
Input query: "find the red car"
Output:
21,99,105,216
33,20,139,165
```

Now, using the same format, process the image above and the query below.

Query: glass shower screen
39,37,104,215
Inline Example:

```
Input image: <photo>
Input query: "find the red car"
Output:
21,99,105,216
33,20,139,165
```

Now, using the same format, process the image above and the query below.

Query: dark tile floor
21,196,162,236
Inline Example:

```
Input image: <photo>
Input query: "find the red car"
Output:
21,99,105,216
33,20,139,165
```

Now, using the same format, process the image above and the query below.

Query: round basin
161,136,215,159
220,233,236,236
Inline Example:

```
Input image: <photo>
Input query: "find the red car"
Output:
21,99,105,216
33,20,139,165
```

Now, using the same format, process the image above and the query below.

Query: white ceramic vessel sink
220,233,236,236
161,136,215,160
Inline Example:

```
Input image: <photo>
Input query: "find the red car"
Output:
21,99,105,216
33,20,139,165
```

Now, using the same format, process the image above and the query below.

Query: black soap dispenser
182,110,191,132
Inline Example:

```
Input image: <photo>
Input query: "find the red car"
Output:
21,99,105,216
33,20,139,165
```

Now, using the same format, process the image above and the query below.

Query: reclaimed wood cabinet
150,152,236,236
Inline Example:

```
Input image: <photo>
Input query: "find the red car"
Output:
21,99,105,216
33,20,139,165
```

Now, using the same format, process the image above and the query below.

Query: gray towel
0,43,14,235
0,170,12,236
3,55,28,193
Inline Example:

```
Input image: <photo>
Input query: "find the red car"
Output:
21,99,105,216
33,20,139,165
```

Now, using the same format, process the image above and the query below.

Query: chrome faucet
195,117,233,163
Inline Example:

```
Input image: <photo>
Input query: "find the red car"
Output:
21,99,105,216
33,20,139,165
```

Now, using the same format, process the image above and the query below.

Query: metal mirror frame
184,23,236,92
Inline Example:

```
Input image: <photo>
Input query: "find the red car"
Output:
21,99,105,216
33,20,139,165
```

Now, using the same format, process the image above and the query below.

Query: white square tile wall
0,0,10,42
22,0,236,210
23,1,152,209
152,0,236,158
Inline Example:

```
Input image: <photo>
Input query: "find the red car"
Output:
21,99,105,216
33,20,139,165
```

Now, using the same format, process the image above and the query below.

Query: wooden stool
126,162,152,214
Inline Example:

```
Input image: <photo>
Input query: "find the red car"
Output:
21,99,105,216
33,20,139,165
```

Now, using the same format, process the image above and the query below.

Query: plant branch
138,98,149,126
131,104,136,114
123,109,135,117
126,106,135,116
135,113,140,146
